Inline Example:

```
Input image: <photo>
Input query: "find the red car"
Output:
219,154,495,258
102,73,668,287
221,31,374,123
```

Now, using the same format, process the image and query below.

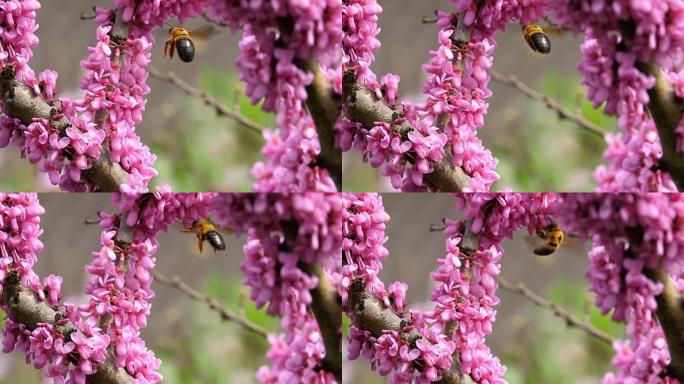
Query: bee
522,24,551,54
532,221,564,256
181,218,226,253
164,25,218,63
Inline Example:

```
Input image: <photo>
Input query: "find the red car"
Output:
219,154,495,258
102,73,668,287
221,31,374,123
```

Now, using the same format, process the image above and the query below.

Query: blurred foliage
342,156,382,192
156,274,278,383
501,280,623,383
0,151,42,191
150,69,273,191
342,313,351,337
0,69,273,191
343,72,618,191
492,72,615,192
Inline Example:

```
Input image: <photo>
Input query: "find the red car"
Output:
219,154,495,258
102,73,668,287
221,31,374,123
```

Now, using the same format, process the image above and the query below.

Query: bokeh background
0,194,277,383
342,194,624,384
0,1,272,191
342,0,616,192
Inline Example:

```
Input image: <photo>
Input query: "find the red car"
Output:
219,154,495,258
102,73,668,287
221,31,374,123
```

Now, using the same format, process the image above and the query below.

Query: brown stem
276,16,341,189
0,69,129,191
299,60,342,189
617,22,684,189
644,268,684,380
281,220,341,380
342,77,471,191
638,62,684,189
626,227,684,380
347,280,475,384
346,216,481,384
0,9,138,192
1,273,133,384
93,9,130,127
301,262,342,380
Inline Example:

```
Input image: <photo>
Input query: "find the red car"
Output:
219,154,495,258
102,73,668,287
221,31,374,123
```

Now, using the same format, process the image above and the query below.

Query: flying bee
164,25,218,63
532,221,565,256
522,24,551,54
181,218,226,253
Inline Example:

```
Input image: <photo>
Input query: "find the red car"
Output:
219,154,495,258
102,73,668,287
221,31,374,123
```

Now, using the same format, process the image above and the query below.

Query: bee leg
536,228,547,239
197,236,203,253
168,40,175,60
163,40,170,58
180,228,193,233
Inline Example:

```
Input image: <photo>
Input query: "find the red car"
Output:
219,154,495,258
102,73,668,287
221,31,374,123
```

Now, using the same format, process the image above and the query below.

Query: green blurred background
0,1,271,191
342,194,624,383
342,1,617,192
0,194,278,383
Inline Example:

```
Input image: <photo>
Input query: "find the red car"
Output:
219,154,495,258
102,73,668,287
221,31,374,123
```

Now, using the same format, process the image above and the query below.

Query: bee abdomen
206,231,225,251
529,33,551,54
175,38,195,62
533,246,556,256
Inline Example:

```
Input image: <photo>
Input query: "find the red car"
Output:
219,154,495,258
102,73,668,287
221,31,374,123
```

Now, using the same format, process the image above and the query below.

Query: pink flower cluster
1,0,339,193
0,192,342,383
75,191,218,382
549,0,684,191
558,193,684,382
208,0,341,192
343,192,455,382
0,193,120,382
0,0,205,191
430,226,506,383
341,1,546,191
0,191,220,383
342,193,562,383
428,193,558,382
0,0,81,189
213,193,342,383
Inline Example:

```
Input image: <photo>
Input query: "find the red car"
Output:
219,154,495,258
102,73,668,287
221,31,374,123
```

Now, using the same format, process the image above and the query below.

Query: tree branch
489,70,605,138
346,217,481,384
151,269,269,338
147,66,266,135
638,62,684,190
342,12,475,191
497,277,614,344
275,16,341,189
644,268,684,380
299,60,342,190
0,68,129,191
1,272,133,384
280,220,341,380
347,279,475,384
92,8,129,126
300,262,342,380
0,8,136,192
342,75,472,191
616,21,684,189
625,226,684,380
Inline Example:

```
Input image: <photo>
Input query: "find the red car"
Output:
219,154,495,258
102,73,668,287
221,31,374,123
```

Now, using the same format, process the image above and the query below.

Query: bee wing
526,233,557,257
525,232,546,246
542,26,569,36
214,225,234,235
561,232,582,248
204,218,232,234
189,25,220,41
